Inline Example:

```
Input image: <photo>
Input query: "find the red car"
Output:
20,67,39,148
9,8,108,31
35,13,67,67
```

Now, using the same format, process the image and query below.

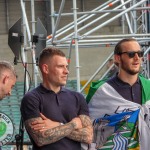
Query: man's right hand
31,113,60,131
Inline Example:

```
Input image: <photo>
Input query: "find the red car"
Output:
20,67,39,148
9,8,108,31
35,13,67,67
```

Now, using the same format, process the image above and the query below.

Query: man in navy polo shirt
21,47,93,150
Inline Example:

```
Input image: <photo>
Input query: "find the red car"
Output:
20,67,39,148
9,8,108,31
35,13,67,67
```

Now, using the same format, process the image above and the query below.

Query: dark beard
121,60,140,75
125,69,139,75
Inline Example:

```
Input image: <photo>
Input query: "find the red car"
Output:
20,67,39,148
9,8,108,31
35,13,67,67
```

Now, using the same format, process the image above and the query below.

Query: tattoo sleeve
25,117,76,147
67,115,93,144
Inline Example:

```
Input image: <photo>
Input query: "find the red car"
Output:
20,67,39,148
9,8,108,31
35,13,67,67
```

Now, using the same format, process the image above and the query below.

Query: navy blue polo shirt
107,75,142,104
21,84,89,150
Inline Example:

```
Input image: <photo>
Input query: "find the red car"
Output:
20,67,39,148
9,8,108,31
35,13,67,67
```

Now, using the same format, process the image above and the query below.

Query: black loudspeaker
8,18,22,60
35,18,47,61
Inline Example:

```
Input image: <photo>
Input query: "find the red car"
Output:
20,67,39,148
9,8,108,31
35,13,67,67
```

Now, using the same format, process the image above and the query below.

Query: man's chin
128,70,139,75
60,82,67,86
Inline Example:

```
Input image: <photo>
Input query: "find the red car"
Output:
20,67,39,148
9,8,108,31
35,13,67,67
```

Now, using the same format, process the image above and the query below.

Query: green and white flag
87,75,150,150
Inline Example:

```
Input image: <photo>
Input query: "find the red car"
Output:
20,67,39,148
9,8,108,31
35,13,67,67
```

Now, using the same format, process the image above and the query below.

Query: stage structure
4,0,148,149
47,0,150,92
19,0,150,93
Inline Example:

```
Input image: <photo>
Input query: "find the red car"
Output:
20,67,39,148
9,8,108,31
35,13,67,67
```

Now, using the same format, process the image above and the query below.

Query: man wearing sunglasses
87,38,150,150
112,38,144,105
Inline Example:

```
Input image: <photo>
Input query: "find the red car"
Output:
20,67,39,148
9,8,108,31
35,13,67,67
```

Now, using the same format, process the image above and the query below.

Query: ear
2,75,9,84
114,54,120,65
42,64,49,74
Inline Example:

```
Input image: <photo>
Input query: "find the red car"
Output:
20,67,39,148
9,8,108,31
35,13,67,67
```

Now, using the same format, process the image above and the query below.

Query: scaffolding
20,0,150,93
3,0,149,149
45,0,150,92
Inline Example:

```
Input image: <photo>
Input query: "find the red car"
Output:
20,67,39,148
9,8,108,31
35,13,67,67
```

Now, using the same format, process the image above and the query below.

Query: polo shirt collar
38,83,66,94
115,75,140,86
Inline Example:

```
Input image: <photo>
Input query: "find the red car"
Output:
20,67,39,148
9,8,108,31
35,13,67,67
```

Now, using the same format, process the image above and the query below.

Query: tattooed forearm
67,126,93,144
79,115,92,127
67,115,93,144
25,117,76,146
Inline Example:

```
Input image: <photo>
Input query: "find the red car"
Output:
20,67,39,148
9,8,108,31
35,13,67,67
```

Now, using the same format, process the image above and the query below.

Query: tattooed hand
31,113,60,131
70,117,82,129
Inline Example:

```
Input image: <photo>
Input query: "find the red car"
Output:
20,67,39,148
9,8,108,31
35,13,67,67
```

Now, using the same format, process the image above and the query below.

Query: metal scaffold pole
31,0,39,87
20,0,30,91
20,0,39,88
73,0,80,92
50,0,55,34
51,0,65,44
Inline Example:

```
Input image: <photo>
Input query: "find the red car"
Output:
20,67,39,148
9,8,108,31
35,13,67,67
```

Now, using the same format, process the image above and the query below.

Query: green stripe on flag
86,78,107,103
139,75,150,104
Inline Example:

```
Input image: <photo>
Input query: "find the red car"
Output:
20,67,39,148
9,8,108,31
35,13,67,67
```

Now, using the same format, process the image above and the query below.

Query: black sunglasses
118,51,144,58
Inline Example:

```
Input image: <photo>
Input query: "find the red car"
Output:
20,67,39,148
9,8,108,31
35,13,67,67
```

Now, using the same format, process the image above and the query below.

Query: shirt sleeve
77,93,89,116
20,91,41,121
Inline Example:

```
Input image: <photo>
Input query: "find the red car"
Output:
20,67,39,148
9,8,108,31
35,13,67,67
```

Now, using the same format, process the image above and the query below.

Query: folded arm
24,116,82,147
67,115,93,144
30,113,93,144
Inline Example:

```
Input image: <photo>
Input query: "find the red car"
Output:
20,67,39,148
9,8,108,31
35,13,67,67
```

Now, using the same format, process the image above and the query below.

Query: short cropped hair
38,47,66,68
0,61,16,78
114,38,138,55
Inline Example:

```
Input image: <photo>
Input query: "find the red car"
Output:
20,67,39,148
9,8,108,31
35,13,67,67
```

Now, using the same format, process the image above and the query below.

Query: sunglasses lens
128,52,135,58
128,51,143,58
138,51,144,57
119,51,144,58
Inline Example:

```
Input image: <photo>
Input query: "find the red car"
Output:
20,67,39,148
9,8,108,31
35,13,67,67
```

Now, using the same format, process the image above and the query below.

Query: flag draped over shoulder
87,75,150,150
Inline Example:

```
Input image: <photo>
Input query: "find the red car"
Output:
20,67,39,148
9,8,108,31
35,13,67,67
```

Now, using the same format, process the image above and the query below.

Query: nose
66,68,69,74
64,67,69,74
134,53,140,59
